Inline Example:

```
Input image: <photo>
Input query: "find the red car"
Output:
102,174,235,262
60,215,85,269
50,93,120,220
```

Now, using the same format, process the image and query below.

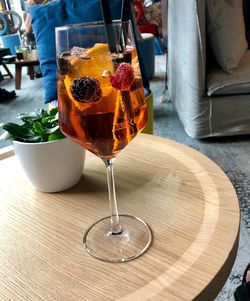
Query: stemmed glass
56,20,152,262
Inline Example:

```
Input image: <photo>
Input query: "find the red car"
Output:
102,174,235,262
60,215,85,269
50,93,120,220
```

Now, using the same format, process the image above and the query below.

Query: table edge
0,145,14,160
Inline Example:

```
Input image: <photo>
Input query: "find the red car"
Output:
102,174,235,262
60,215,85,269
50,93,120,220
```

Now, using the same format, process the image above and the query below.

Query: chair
0,33,21,55
167,0,250,138
0,47,13,79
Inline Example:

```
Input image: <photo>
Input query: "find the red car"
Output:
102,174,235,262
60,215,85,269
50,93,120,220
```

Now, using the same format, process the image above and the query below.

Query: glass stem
104,159,122,235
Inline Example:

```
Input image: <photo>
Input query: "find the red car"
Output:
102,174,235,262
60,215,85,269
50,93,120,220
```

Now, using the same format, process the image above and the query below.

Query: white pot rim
13,137,67,146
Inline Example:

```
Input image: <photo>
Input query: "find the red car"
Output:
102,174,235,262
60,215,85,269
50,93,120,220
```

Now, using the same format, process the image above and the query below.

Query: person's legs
234,263,250,300
243,263,250,283
247,270,250,283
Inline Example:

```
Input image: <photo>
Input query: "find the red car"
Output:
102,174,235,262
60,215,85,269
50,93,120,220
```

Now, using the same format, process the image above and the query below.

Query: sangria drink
57,43,147,160
56,21,152,263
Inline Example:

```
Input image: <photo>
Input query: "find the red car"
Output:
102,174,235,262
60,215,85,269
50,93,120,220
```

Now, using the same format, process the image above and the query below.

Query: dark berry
70,77,102,103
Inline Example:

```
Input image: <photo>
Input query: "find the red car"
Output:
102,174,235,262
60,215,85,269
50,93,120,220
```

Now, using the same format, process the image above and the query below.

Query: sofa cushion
28,0,122,103
207,50,250,96
206,0,248,74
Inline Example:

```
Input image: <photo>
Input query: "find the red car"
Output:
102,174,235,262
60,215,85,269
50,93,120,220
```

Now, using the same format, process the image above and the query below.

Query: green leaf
44,124,59,134
33,121,45,134
42,115,56,124
0,107,64,143
49,107,58,116
18,112,41,123
48,130,65,141
0,122,39,142
1,123,29,137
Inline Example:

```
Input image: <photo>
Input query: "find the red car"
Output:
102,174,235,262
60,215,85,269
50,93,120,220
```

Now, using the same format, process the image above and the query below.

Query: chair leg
27,66,35,80
2,63,13,78
15,65,22,89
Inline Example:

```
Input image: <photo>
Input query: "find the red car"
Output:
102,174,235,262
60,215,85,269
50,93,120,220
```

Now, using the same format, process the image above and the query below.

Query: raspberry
110,63,134,91
70,77,102,103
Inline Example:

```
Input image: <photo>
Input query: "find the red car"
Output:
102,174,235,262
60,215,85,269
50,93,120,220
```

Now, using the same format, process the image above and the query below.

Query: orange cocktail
56,21,152,263
57,43,147,160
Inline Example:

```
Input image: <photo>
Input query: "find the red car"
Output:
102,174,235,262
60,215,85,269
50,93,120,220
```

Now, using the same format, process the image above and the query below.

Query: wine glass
56,20,152,262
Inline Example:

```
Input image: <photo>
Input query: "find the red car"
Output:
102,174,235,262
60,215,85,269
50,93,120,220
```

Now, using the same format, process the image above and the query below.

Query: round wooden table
0,134,240,300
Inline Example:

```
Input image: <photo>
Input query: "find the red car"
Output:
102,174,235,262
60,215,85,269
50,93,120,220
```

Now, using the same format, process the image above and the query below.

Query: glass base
83,214,153,263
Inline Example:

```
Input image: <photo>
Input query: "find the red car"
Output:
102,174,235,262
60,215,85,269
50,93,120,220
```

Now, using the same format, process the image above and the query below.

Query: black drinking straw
100,0,117,53
120,0,150,91
121,0,132,22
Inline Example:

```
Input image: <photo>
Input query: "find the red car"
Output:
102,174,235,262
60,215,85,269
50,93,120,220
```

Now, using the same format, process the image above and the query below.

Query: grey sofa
168,0,250,138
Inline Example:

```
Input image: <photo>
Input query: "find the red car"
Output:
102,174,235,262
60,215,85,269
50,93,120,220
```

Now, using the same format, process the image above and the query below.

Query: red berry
110,63,134,91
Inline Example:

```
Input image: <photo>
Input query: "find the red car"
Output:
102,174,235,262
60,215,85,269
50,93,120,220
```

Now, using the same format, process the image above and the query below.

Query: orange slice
87,43,109,56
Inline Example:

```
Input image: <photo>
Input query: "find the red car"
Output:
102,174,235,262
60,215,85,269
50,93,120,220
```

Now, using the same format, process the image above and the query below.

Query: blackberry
70,77,102,103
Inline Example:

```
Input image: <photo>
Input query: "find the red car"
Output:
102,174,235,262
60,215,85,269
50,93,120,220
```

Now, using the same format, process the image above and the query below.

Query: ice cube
102,69,111,77
71,46,87,56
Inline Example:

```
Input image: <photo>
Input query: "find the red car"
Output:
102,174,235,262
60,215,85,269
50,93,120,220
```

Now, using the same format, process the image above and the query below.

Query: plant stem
104,159,122,235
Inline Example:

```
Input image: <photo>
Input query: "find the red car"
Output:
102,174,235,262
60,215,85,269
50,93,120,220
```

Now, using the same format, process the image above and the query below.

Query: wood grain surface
0,134,240,301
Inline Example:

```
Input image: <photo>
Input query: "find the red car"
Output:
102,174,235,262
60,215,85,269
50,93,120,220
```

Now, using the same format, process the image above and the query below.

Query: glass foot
83,214,153,263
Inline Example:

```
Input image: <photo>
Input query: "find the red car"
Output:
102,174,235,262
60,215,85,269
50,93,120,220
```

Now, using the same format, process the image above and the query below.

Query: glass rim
55,19,131,32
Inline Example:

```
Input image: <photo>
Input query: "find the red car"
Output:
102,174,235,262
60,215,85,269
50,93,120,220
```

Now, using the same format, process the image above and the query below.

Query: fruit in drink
70,77,102,103
110,63,134,90
57,44,147,160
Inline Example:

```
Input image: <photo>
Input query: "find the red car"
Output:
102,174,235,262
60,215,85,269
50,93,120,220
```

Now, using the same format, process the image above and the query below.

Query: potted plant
0,107,85,192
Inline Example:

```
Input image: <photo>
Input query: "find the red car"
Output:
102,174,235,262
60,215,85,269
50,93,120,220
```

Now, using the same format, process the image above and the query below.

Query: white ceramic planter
13,138,85,193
